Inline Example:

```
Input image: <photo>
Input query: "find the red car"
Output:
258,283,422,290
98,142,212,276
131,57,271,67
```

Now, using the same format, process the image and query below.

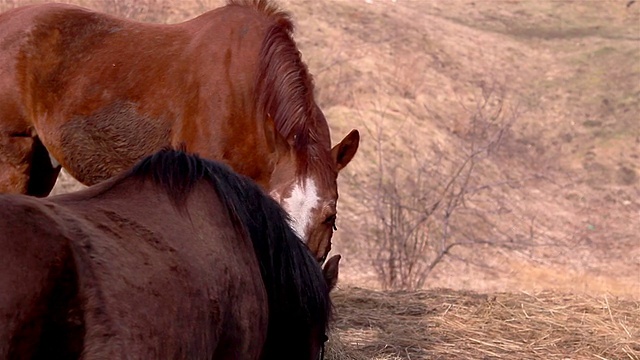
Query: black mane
124,148,333,358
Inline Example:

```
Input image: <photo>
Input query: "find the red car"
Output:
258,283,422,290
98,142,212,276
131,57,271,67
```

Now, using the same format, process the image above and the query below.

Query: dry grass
326,286,640,360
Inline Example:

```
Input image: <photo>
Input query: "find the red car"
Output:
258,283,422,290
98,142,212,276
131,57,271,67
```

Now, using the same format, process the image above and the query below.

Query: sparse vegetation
353,83,528,290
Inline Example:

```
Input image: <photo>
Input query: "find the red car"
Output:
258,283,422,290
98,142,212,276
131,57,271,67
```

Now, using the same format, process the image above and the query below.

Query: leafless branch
353,79,532,290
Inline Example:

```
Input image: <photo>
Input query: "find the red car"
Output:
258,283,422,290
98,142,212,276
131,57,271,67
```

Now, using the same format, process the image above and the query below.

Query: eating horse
0,148,341,359
0,0,360,262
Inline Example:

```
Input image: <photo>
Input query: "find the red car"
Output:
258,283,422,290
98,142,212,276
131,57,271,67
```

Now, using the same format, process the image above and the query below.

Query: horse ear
264,115,289,155
331,129,360,172
322,254,341,292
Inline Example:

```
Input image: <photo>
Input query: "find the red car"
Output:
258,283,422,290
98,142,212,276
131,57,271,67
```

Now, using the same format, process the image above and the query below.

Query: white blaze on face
281,178,319,242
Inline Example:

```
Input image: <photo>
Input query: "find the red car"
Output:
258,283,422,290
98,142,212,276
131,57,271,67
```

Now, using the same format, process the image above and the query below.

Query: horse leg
0,132,32,194
27,136,61,197
0,133,60,197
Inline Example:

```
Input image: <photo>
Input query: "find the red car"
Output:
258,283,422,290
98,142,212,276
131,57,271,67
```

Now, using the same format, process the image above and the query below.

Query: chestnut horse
0,0,359,262
0,148,340,359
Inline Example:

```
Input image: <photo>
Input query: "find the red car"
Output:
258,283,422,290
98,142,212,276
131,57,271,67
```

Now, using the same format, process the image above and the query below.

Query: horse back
49,179,270,358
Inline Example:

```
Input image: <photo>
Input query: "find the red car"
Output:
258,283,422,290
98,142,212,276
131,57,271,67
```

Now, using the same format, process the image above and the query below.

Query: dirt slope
279,0,640,297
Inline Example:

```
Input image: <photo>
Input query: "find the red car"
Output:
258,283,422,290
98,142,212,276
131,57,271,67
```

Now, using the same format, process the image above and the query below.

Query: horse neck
211,173,329,359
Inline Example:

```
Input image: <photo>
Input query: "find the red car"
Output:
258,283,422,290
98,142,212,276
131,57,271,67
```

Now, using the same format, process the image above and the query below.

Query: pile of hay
326,287,639,360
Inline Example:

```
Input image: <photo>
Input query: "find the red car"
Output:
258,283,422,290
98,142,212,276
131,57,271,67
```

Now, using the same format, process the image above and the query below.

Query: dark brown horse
0,148,340,359
0,0,359,262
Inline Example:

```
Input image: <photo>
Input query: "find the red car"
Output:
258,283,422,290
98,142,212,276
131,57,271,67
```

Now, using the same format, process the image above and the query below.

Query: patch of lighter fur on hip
281,178,319,242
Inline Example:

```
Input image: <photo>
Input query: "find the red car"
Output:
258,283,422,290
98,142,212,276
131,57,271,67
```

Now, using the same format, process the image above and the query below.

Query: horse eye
324,215,337,230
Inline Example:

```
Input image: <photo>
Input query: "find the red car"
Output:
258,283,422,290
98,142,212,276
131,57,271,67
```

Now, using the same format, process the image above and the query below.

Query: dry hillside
281,0,640,298
5,0,634,297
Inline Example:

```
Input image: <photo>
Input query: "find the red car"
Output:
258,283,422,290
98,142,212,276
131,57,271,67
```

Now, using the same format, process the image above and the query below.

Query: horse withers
0,149,339,359
0,0,359,263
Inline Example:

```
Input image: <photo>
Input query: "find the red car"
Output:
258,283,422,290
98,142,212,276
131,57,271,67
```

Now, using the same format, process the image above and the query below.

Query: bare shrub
352,82,528,290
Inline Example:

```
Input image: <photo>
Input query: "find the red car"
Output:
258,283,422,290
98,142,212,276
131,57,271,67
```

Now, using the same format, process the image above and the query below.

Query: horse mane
124,148,333,358
228,0,333,176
